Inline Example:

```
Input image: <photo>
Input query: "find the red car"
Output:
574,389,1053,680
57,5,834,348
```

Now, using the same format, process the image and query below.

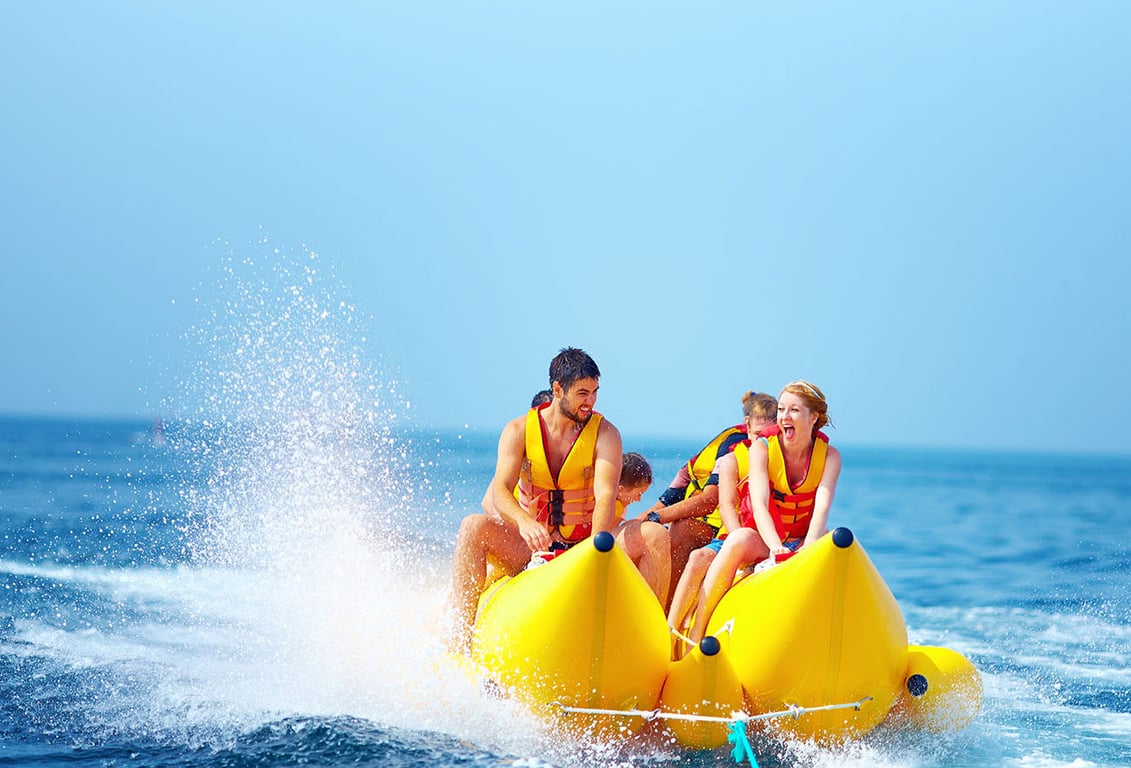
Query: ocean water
3,254,1129,767
2,415,1129,768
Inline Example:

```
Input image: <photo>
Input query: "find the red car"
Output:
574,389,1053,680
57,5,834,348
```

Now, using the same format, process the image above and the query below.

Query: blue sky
2,2,1129,456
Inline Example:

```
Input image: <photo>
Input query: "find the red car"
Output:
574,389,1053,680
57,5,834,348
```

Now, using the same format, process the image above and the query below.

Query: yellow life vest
681,424,746,499
516,405,602,543
681,424,746,532
738,426,829,543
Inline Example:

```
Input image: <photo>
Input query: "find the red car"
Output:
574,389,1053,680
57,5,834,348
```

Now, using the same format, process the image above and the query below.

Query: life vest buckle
548,489,565,526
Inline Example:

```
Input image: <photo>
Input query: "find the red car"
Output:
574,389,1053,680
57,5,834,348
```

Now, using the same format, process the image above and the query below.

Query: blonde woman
682,380,843,647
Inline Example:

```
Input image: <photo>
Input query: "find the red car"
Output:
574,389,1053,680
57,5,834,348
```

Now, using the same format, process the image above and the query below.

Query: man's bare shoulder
596,415,621,441
497,412,529,445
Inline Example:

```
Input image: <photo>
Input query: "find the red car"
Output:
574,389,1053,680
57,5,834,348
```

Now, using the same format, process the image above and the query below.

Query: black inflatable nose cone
907,673,929,697
594,531,615,552
832,527,854,548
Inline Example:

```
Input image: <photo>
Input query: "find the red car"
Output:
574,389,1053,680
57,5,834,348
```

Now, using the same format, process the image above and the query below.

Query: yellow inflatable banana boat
471,531,670,741
468,528,981,750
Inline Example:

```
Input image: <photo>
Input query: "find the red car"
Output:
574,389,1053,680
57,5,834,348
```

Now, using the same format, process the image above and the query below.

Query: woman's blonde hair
780,380,833,431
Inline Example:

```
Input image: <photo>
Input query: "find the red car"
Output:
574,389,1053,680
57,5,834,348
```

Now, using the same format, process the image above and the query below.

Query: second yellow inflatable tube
706,527,909,743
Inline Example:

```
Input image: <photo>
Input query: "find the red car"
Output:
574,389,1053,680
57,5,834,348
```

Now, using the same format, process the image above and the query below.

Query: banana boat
468,528,981,750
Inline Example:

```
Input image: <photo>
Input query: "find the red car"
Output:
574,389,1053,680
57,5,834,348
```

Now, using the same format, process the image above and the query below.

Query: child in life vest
616,451,653,521
613,452,671,606
645,391,777,609
666,406,777,649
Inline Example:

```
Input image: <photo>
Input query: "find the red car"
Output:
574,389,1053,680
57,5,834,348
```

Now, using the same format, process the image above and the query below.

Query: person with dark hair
448,348,668,653
530,389,553,408
617,451,653,509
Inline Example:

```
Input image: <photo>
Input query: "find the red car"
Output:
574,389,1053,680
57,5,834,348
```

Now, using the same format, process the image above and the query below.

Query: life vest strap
518,482,594,529
771,488,817,507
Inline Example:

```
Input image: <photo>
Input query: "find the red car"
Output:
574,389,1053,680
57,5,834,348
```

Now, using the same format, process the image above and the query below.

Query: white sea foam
126,242,555,755
1005,752,1098,768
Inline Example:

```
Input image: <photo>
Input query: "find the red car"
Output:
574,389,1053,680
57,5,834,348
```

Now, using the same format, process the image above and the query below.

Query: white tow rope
555,696,873,724
555,696,873,768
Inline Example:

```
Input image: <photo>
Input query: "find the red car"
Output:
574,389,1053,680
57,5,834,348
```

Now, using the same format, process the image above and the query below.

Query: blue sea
2,258,1130,768
2,414,1129,768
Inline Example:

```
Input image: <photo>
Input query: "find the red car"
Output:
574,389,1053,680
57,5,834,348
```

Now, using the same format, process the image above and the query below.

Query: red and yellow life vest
738,425,830,544
713,438,753,537
516,404,603,543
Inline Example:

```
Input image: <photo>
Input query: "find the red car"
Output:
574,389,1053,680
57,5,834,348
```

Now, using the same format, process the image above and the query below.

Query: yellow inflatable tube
705,527,908,743
471,532,670,741
888,644,983,731
658,632,746,749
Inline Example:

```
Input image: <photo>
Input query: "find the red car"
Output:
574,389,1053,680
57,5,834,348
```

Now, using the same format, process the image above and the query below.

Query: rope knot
727,720,759,768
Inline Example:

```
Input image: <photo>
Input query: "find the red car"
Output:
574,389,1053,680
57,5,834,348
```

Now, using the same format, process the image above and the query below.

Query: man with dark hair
448,347,667,653
546,346,601,392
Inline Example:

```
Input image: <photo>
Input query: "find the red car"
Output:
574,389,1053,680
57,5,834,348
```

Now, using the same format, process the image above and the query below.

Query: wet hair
620,451,653,488
530,389,553,408
780,379,833,431
548,347,600,392
741,391,778,424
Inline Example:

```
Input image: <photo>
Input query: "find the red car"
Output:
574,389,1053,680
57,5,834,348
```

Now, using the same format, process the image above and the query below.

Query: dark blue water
2,414,1129,768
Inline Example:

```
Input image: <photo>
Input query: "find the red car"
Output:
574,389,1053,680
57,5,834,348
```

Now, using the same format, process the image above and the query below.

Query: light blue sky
2,2,1129,456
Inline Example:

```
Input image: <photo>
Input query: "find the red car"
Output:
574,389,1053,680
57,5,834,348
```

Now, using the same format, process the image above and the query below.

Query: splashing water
144,239,552,757
177,240,409,564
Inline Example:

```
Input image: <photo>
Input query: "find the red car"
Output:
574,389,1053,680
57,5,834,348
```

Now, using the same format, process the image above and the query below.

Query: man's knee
641,521,670,554
615,523,643,559
456,513,493,548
